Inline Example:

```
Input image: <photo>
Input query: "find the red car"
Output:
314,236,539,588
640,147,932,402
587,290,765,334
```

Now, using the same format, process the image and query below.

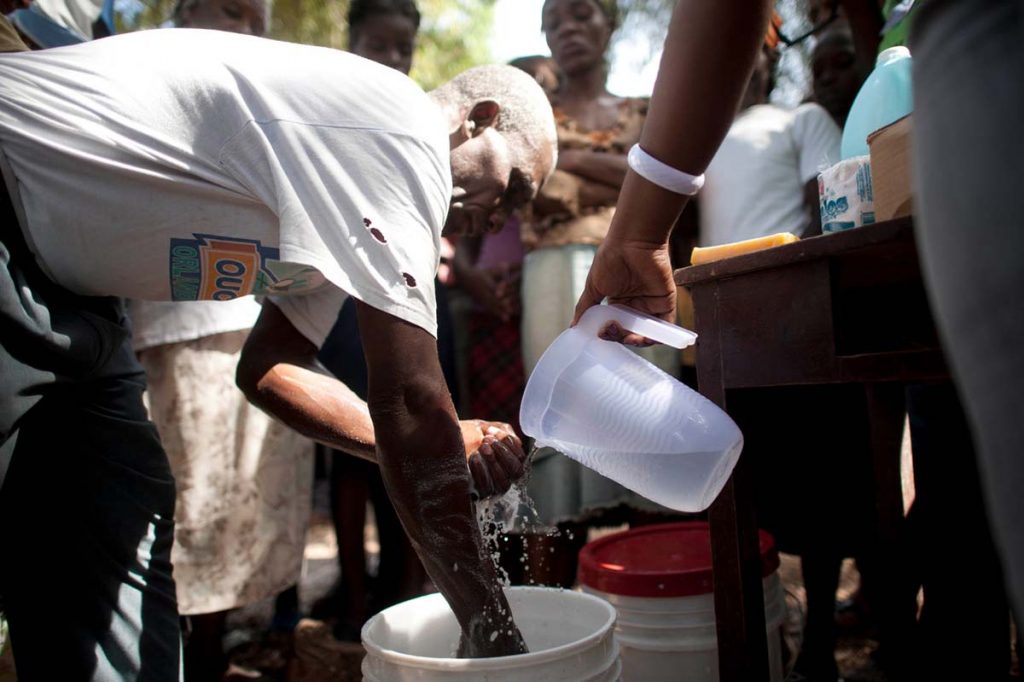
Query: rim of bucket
577,521,780,598
360,586,617,672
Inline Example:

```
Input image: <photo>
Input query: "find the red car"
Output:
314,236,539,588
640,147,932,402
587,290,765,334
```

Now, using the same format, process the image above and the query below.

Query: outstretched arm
557,148,628,189
237,300,377,459
237,299,525,655
236,300,525,498
573,0,773,341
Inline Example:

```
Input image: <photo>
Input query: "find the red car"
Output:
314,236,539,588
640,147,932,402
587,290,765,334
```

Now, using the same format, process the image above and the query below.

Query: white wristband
627,144,705,196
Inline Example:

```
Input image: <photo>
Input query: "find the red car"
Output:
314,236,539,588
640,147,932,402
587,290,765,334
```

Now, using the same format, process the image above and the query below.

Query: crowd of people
1,0,1021,680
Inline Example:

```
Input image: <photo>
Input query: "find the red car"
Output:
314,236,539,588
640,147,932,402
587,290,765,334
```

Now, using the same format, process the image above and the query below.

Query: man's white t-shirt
0,28,451,345
699,103,840,246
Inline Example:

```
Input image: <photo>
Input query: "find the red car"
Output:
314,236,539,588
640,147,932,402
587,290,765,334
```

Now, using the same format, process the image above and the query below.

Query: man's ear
467,100,501,135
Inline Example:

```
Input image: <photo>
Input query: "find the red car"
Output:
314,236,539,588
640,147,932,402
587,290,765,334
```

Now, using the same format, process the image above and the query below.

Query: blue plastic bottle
840,46,913,160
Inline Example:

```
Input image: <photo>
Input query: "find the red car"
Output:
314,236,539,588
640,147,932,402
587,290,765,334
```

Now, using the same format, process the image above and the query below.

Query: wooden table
675,217,946,681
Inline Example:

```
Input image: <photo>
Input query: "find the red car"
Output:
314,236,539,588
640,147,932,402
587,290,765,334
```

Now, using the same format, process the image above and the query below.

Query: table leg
695,286,771,682
863,383,916,680
710,458,771,682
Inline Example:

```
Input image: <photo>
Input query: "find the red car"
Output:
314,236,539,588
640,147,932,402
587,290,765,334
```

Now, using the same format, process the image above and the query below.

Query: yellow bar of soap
690,232,799,265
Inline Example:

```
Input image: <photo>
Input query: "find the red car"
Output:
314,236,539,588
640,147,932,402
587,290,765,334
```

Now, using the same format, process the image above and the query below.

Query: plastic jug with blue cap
840,46,913,159
519,304,743,513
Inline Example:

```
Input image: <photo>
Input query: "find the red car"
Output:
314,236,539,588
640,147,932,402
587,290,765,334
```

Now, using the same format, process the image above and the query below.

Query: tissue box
867,114,913,220
819,156,874,233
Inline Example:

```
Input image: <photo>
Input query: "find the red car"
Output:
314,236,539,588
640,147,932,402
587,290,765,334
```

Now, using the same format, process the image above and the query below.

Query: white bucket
578,522,786,682
361,586,622,681
583,573,786,682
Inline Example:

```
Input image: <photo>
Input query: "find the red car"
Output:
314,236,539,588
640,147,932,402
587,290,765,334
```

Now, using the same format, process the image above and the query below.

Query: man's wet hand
460,420,527,499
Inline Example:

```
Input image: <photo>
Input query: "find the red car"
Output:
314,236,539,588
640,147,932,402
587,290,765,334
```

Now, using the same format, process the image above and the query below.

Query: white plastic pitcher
361,586,621,681
520,304,743,512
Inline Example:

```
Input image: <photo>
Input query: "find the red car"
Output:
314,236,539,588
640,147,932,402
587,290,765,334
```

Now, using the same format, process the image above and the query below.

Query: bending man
0,27,555,678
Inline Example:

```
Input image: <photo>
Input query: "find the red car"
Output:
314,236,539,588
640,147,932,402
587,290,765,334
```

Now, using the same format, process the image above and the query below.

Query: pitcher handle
576,303,697,350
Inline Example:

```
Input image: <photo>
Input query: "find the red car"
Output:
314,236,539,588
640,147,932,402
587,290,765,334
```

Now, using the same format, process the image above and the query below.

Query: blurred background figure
517,0,683,587
172,0,266,34
699,28,839,247
345,0,416,73
693,25,860,681
128,1,314,680
4,0,114,48
508,53,561,97
312,0,446,643
811,23,860,128
807,13,880,652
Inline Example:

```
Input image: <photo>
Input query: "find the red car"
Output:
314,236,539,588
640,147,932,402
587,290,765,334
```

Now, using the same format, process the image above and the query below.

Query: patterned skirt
138,329,313,615
467,311,525,436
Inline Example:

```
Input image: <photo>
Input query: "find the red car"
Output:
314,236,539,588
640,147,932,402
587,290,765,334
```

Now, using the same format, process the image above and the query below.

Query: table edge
675,216,915,286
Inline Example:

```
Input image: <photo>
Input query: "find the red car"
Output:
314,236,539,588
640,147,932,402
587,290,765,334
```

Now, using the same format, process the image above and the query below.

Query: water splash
474,446,576,587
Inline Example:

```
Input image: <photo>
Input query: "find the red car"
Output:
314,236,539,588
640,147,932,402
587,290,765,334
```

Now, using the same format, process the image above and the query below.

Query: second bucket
578,521,786,682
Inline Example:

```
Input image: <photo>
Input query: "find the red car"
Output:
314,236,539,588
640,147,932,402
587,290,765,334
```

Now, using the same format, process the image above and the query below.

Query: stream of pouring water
474,445,575,587
456,446,578,654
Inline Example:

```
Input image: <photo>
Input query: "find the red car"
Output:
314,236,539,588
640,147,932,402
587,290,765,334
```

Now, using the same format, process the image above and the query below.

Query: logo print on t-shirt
169,234,281,301
170,234,327,300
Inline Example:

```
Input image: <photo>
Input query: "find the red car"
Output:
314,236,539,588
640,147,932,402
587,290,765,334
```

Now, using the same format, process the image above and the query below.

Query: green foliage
412,0,496,89
269,0,349,48
116,0,352,47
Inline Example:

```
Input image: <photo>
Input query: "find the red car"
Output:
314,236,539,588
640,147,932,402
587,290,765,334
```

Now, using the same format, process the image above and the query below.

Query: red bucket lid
577,521,779,598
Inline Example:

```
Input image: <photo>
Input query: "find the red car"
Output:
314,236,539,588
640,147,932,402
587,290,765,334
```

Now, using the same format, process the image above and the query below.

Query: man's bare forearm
240,357,378,461
236,301,377,461
355,300,524,656
238,301,527,501
370,383,524,655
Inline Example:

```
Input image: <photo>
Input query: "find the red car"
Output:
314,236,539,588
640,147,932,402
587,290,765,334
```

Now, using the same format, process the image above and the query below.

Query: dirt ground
198,524,872,682
208,423,1020,681
1,433,1020,680
216,538,1020,682
779,553,886,682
